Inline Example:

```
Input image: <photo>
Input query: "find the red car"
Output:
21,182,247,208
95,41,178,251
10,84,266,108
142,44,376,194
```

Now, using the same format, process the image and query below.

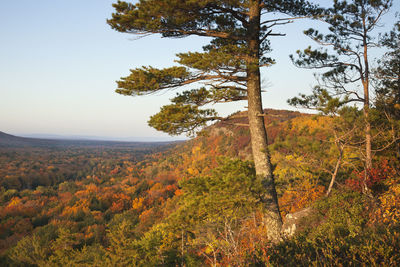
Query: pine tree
290,0,393,192
108,0,319,240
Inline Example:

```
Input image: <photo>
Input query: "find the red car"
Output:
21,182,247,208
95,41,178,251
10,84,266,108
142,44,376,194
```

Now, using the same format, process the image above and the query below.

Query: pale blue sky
0,0,398,140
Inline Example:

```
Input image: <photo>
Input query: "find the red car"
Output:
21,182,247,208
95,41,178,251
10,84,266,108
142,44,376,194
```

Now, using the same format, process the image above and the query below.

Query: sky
0,0,398,141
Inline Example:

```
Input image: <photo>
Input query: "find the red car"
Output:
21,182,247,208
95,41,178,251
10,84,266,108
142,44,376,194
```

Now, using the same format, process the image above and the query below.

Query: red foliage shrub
345,160,397,193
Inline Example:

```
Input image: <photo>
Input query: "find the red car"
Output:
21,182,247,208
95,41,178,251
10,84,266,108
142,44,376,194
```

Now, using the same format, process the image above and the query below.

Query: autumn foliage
1,109,400,265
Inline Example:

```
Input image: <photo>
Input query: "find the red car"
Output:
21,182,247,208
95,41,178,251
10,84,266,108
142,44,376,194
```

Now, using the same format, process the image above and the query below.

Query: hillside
0,131,35,147
0,132,177,191
0,131,178,149
0,131,17,140
1,109,399,266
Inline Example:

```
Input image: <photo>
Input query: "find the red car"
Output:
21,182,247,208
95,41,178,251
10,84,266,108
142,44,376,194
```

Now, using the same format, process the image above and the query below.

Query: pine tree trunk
247,0,282,241
363,109,372,194
363,55,372,171
362,15,372,193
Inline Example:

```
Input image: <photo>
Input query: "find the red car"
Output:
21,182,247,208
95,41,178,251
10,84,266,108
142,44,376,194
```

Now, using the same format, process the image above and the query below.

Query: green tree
290,0,393,190
108,0,319,240
9,234,49,266
105,219,139,265
165,158,268,265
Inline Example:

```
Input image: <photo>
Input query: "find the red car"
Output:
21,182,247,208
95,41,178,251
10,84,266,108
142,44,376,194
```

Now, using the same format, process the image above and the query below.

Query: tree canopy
108,0,320,135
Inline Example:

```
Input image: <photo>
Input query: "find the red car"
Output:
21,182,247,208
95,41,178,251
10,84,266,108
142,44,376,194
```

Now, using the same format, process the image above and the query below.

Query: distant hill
0,131,37,147
0,131,180,148
20,133,185,142
0,131,21,140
